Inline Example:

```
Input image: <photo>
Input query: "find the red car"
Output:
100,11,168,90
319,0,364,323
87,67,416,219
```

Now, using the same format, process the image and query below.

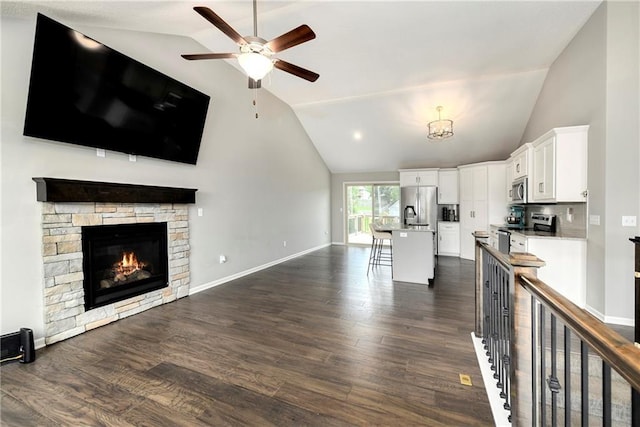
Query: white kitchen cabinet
399,169,438,187
511,147,530,179
438,222,460,256
505,160,514,203
459,161,506,260
527,237,587,307
509,233,527,253
530,126,588,203
437,169,459,204
489,225,499,250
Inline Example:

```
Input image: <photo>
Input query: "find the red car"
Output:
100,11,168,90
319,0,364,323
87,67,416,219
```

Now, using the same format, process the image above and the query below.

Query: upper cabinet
509,143,533,180
437,169,459,204
530,126,588,203
399,169,438,187
505,160,514,202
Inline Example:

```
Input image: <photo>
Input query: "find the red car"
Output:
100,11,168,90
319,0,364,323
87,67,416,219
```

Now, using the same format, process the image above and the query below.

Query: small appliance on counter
531,213,557,233
505,205,525,229
404,205,417,225
441,206,458,221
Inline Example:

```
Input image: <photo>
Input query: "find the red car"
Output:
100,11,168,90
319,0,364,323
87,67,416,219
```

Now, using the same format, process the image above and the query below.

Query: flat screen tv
24,14,210,165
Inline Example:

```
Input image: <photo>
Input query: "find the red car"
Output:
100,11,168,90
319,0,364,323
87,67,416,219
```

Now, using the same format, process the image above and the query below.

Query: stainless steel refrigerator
401,186,437,228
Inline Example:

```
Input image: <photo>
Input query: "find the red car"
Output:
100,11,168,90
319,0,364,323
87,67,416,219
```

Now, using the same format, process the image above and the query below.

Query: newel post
509,252,545,426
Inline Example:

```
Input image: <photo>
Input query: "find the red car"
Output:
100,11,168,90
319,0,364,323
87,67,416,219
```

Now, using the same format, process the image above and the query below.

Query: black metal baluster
531,296,538,426
564,325,571,427
502,267,511,412
603,362,611,427
581,341,588,427
540,304,547,425
548,314,560,427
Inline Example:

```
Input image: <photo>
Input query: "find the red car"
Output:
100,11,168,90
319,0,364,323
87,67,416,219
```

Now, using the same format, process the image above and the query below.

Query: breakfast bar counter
380,225,435,285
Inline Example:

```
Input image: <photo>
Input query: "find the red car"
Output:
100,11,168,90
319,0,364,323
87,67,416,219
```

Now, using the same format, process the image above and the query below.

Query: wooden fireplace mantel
32,177,197,204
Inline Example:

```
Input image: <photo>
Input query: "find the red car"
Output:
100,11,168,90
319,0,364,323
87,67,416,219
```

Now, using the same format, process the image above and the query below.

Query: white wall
520,1,639,323
0,15,331,339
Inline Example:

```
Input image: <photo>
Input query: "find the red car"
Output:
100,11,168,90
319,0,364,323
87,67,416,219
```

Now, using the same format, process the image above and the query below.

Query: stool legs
367,235,392,275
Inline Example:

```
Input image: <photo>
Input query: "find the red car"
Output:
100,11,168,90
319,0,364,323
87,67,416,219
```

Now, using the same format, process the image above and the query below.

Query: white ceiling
2,0,601,173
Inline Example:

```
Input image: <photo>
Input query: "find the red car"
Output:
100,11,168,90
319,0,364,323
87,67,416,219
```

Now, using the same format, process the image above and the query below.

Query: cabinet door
399,172,418,187
417,170,438,186
438,223,460,255
438,170,459,204
532,137,555,201
505,162,513,202
513,153,527,178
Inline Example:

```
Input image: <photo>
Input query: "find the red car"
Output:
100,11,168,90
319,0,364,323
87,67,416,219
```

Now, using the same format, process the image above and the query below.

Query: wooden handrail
519,274,640,392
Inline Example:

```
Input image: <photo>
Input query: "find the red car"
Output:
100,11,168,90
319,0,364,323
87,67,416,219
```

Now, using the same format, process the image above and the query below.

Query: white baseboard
585,305,634,326
603,315,634,327
585,304,605,322
331,241,345,246
189,243,331,296
35,337,46,350
471,332,511,426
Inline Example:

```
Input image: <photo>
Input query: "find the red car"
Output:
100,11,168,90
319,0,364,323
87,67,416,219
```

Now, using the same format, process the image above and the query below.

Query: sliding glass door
345,184,400,245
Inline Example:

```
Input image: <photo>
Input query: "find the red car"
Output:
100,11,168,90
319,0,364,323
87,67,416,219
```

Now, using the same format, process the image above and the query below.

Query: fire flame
114,252,147,278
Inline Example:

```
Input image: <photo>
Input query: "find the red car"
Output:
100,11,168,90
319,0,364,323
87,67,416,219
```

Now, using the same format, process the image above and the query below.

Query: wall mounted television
24,14,210,165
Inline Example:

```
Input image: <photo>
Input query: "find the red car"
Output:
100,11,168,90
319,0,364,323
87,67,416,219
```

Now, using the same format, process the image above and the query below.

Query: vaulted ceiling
2,0,601,173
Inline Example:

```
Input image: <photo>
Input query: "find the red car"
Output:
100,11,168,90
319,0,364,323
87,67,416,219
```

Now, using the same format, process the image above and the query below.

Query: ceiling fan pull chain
253,89,259,119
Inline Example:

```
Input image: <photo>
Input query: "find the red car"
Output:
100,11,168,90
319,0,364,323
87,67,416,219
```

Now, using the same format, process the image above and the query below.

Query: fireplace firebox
82,222,169,310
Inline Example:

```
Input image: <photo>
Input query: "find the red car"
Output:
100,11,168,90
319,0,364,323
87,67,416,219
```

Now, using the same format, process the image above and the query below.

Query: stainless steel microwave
511,177,527,203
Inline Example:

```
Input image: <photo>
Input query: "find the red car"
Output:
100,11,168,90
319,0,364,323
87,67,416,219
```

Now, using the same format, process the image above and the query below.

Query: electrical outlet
283,241,287,247
219,255,226,264
96,148,106,158
622,216,637,227
197,208,203,217
129,154,137,162
590,215,600,226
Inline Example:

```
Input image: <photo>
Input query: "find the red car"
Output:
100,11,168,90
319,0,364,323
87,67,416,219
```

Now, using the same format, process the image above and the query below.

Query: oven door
511,178,527,203
497,229,511,254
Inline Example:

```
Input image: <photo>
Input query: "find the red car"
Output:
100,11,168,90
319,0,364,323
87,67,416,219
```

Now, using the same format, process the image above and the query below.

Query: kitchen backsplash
526,203,586,234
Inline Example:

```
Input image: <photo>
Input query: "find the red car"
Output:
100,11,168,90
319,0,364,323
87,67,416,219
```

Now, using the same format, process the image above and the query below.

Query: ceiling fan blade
181,53,237,60
274,60,319,82
193,6,247,46
265,25,316,53
248,78,261,89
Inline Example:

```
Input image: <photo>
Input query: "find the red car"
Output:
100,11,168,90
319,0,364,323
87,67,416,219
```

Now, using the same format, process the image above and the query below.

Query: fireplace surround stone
40,201,191,345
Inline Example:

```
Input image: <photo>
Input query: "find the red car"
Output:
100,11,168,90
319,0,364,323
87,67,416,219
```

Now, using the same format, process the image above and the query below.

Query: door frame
342,181,400,246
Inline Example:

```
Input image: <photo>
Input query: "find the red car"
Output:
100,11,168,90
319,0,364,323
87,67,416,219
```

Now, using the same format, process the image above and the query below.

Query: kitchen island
381,225,435,285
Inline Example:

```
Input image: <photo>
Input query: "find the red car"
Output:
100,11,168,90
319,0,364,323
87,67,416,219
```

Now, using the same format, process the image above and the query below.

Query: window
345,184,400,245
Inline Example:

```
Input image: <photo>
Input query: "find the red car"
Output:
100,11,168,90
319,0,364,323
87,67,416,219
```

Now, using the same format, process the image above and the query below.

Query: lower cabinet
509,233,527,253
510,234,587,308
438,222,460,256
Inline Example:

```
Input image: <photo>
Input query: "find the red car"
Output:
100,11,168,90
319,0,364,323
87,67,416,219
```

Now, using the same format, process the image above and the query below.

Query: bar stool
367,223,393,275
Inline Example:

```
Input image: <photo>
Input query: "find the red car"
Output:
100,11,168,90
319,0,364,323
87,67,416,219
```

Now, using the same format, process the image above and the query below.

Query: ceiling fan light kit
238,52,273,80
427,106,454,140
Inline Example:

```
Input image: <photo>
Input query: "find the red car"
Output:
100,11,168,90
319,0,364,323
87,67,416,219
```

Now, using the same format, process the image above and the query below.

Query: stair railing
475,236,640,426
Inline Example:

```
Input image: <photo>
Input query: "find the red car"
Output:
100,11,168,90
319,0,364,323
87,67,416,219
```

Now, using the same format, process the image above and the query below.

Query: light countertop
490,224,586,240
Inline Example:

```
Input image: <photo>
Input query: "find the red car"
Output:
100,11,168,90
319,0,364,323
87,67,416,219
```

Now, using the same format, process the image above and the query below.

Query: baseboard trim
585,304,605,322
585,305,633,326
189,243,332,296
35,337,46,350
471,332,511,426
603,315,634,327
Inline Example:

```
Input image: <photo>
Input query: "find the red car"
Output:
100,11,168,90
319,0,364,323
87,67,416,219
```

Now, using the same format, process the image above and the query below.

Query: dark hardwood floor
1,246,493,426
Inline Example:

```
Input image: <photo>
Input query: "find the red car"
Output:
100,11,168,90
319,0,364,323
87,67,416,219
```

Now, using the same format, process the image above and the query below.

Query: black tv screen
24,14,210,165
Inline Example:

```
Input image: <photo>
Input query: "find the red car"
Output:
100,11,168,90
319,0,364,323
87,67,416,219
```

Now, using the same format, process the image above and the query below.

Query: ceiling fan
181,1,319,89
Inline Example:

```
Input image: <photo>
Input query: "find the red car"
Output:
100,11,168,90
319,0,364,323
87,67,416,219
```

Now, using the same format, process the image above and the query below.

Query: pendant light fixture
427,106,454,140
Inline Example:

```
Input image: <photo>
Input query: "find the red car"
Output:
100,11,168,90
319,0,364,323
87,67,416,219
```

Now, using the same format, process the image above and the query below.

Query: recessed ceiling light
353,131,363,141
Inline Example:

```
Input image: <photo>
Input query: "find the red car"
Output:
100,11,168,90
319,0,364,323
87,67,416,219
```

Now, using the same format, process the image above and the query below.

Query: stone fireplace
34,178,196,345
